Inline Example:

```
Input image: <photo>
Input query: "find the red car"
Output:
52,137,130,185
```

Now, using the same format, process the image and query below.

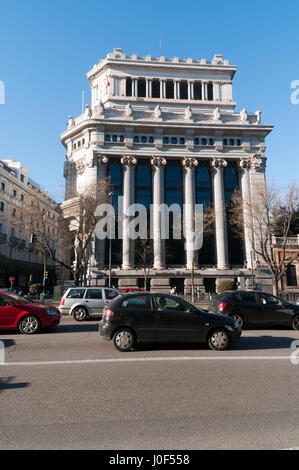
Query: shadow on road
44,323,99,334
0,377,30,393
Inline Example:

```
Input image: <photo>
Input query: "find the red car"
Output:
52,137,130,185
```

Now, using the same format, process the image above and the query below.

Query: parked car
118,287,145,293
0,290,61,334
209,290,299,330
59,287,120,321
99,292,241,352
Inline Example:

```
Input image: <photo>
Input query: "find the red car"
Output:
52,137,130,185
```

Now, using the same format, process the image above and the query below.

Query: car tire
230,313,244,329
292,314,299,331
112,328,136,352
73,306,88,321
18,315,40,335
208,329,230,351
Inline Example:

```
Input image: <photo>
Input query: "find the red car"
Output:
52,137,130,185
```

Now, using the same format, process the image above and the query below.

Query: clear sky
0,0,298,201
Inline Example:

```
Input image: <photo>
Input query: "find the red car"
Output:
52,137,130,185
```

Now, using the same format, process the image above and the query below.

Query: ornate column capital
251,154,266,172
97,155,109,166
182,157,198,169
150,156,167,168
121,155,137,167
239,158,251,170
75,160,85,175
210,158,227,170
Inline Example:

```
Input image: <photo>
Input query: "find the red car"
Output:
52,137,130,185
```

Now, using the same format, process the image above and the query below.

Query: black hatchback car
99,292,241,352
209,290,299,330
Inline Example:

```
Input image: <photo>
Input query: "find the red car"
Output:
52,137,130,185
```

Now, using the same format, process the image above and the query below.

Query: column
182,157,198,269
151,156,167,269
188,81,191,100
239,159,254,268
121,156,137,269
211,158,229,269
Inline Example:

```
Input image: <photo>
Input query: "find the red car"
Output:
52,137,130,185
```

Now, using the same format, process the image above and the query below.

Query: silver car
59,287,120,321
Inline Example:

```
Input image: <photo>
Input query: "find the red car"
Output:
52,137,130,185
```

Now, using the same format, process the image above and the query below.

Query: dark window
258,293,281,305
20,194,24,202
179,137,185,145
1,183,5,191
236,139,241,146
105,135,111,142
66,289,86,299
148,136,154,144
286,265,298,287
223,139,228,146
141,136,147,143
107,159,122,266
163,137,169,144
209,138,214,146
137,78,146,97
13,190,17,197
201,138,207,146
166,80,174,99
224,166,243,265
152,79,160,98
112,135,118,142
104,289,119,300
126,78,132,97
85,289,103,300
195,166,214,265
135,162,152,210
121,295,151,309
20,174,25,183
194,81,202,100
207,82,213,100
236,292,258,303
119,135,124,142
134,136,139,143
165,162,184,265
194,138,199,145
171,137,177,144
229,139,234,146
0,294,12,307
180,81,188,99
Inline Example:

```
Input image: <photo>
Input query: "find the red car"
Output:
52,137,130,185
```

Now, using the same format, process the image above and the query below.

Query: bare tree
230,182,299,296
135,237,153,290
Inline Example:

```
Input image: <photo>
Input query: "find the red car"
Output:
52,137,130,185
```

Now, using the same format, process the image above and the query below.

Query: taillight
61,299,65,306
104,309,114,317
217,302,227,311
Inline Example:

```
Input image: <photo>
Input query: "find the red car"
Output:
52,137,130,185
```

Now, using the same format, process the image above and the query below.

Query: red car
0,290,61,334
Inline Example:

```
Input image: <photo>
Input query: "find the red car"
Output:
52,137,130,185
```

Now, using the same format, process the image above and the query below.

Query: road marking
0,355,296,367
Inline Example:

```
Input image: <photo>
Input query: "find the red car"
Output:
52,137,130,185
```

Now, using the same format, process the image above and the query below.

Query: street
1,316,299,450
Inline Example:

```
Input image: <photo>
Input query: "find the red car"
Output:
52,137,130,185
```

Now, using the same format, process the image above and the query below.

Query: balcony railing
272,236,299,247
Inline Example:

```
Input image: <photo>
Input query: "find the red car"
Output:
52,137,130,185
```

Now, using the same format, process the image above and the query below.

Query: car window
121,295,151,309
155,295,191,312
258,293,281,306
66,289,86,299
236,292,258,303
105,289,119,300
0,294,14,307
85,289,103,300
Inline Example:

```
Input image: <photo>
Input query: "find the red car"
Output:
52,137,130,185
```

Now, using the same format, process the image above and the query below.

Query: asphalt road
1,316,299,450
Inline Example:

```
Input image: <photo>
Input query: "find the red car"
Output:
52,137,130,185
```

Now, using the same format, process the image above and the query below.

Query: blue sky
0,0,298,201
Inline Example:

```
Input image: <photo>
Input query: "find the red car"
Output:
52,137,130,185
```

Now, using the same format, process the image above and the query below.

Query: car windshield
4,292,34,304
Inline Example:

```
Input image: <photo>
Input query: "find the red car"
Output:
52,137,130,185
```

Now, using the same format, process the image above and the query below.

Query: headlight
46,309,57,316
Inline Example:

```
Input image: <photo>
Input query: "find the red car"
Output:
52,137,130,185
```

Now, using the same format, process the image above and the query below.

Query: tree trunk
272,275,279,297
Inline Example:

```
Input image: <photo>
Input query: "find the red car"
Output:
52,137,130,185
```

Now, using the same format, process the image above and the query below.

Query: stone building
272,236,299,294
0,158,60,286
60,48,273,293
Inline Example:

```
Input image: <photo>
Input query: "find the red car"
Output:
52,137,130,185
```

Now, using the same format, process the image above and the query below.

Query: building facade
60,48,273,293
272,236,299,294
0,158,60,286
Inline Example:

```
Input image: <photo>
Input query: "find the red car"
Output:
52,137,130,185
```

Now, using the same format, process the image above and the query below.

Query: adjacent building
0,158,60,286
60,48,274,293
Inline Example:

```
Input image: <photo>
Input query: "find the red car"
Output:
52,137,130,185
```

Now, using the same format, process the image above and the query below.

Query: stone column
239,159,254,269
151,156,167,269
182,157,198,269
121,155,137,269
211,158,229,269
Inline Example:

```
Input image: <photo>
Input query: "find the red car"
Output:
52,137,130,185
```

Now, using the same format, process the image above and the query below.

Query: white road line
0,355,296,367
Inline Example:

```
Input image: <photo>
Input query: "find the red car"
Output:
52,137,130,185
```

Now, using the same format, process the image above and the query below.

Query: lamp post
108,191,113,287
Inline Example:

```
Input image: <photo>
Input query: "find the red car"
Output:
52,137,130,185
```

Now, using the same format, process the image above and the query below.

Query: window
207,82,214,101
66,289,86,299
134,136,139,143
194,81,202,100
121,295,151,309
0,294,12,307
1,182,5,191
105,135,111,142
137,78,146,98
119,135,124,142
0,202,4,212
180,81,188,99
148,136,154,144
258,293,281,305
78,141,81,148
163,137,169,144
209,138,214,146
166,80,174,99
13,190,17,198
171,137,177,144
223,139,228,146
85,289,103,300
104,289,119,300
152,79,160,98
73,143,77,150
236,139,241,146
154,295,191,312
126,78,132,97
141,136,147,143
286,265,298,287
201,138,207,146
229,139,234,146
20,174,25,183
236,292,258,303
194,138,199,145
20,194,24,202
112,135,118,142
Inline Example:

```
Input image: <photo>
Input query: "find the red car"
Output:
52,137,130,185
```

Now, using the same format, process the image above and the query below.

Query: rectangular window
66,288,86,299
194,81,202,100
85,289,103,300
1,182,5,191
137,78,146,98
180,81,188,99
126,78,132,97
13,190,17,197
20,174,25,182
121,295,151,309
152,79,160,98
286,265,298,287
166,80,174,99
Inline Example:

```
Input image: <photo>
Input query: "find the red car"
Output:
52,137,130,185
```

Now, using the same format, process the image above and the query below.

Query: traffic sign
8,276,15,282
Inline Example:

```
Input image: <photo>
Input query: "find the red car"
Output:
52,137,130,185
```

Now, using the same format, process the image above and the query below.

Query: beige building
0,158,60,285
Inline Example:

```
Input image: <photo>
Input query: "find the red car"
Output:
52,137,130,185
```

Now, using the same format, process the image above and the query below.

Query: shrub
217,280,236,293
29,284,44,295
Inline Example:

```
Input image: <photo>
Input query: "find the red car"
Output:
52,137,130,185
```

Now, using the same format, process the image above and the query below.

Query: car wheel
208,329,230,351
113,328,135,352
18,315,40,335
292,314,299,331
230,313,244,329
73,307,88,321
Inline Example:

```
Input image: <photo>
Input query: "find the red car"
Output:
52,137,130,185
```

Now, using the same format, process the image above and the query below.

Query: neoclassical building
60,48,273,293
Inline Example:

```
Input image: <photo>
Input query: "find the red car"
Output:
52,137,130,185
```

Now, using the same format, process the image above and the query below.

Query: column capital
182,157,198,169
151,156,167,168
97,155,109,166
239,158,251,171
121,155,137,167
251,154,266,172
210,158,227,170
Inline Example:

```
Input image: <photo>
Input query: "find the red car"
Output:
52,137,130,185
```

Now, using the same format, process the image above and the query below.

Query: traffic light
30,233,37,244
45,271,48,279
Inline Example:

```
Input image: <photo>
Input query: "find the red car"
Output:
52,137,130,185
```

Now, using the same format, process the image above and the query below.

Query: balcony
272,236,299,248
9,236,26,248
0,232,7,243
